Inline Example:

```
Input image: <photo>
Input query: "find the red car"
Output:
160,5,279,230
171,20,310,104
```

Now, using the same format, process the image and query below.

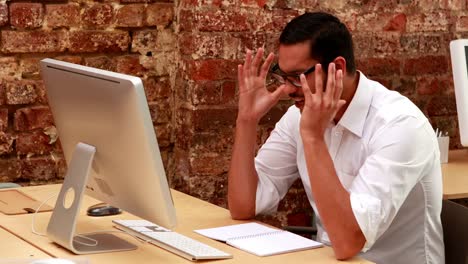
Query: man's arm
299,63,365,259
227,119,259,220
228,48,294,219
302,138,366,259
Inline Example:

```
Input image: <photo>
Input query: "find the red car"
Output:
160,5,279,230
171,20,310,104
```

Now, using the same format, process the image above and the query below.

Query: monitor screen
40,58,176,254
450,39,468,146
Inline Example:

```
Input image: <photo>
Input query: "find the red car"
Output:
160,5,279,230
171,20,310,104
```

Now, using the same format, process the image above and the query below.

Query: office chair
441,199,468,264
282,213,318,240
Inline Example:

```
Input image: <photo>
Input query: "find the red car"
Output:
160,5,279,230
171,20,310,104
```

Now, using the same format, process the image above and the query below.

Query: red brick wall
0,0,463,227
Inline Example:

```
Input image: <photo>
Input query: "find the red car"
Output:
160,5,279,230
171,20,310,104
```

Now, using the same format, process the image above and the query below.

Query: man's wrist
236,115,259,126
300,132,326,145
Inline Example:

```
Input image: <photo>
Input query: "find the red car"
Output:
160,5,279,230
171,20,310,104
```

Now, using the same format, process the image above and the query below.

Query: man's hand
299,63,347,140
237,48,293,123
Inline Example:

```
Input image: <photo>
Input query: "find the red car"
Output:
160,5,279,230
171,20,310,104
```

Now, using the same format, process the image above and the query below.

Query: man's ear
333,56,347,75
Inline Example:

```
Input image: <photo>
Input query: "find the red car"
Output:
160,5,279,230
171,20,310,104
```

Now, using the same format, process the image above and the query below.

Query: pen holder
437,136,449,163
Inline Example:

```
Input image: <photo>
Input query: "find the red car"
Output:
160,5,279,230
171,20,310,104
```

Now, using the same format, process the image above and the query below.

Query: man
228,12,444,263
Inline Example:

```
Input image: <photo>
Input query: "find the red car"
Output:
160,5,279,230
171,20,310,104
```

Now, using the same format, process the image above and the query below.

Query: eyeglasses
267,63,316,88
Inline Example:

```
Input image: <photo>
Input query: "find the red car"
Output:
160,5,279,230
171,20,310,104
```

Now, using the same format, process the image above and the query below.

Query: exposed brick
14,107,54,131
10,3,43,29
417,77,452,95
190,153,230,176
179,33,239,59
0,57,20,81
199,10,250,32
45,3,80,29
114,56,147,76
116,4,144,27
193,108,237,132
4,80,42,105
132,30,158,54
221,81,237,104
143,76,171,101
403,56,449,75
69,31,130,53
0,132,15,155
0,4,8,26
54,56,82,65
383,13,407,32
149,99,171,124
237,32,279,59
155,123,172,147
407,12,451,32
20,58,41,79
84,56,115,71
427,94,457,116
32,80,48,105
0,83,4,105
140,52,175,76
132,29,176,54
390,78,416,97
371,33,401,55
146,3,173,27
0,109,7,131
357,13,397,32
1,31,66,53
259,103,290,125
121,0,159,2
187,175,228,206
81,3,114,29
186,59,240,81
241,0,268,7
456,15,468,31
20,157,61,180
418,0,464,10
356,58,400,76
0,158,21,181
192,129,234,153
16,130,56,155
192,81,222,105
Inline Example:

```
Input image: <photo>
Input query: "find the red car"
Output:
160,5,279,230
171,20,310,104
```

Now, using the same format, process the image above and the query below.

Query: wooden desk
0,225,51,259
443,149,468,199
0,185,371,264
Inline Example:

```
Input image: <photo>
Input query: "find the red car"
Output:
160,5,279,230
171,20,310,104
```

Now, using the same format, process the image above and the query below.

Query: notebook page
194,222,278,242
227,231,323,257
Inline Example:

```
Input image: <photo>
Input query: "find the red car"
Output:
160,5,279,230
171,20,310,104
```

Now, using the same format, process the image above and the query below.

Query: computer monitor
40,58,177,254
450,39,468,146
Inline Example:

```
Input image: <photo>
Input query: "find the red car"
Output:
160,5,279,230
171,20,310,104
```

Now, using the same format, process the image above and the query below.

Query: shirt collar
337,71,374,138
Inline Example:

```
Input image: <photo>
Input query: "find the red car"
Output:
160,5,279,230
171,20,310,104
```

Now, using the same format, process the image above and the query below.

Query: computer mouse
86,203,122,217
30,258,75,264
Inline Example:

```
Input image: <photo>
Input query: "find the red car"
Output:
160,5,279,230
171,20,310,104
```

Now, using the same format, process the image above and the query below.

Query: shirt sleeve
349,115,438,251
255,107,301,215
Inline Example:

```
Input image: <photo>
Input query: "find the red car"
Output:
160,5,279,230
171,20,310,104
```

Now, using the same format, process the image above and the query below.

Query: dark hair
279,12,356,74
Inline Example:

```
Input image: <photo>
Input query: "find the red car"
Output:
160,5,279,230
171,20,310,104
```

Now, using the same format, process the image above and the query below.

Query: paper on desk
194,222,278,242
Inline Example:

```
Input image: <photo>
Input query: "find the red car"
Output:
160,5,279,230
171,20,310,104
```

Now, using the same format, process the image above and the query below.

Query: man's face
277,42,321,112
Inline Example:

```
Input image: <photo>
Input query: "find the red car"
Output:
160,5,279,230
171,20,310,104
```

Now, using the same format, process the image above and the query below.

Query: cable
31,192,144,247
31,192,58,236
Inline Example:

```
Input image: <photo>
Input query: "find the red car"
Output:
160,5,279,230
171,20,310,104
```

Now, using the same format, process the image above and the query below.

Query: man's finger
244,49,252,76
238,64,245,91
300,74,313,103
314,64,323,96
251,48,264,76
334,69,344,101
259,52,275,79
326,63,336,99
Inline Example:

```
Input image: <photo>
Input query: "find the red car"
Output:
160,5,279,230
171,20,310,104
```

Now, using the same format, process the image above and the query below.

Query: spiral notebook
194,222,323,257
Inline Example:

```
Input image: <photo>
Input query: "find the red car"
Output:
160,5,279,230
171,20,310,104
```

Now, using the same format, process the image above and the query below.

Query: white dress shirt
254,72,445,264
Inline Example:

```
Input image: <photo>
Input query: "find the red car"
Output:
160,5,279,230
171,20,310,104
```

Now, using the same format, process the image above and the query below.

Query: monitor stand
46,142,137,254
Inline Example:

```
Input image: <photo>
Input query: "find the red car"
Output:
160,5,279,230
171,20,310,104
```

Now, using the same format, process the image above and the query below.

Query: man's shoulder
366,78,426,125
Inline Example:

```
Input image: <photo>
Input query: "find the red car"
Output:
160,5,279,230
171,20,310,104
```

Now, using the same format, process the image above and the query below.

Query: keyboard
113,219,232,261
